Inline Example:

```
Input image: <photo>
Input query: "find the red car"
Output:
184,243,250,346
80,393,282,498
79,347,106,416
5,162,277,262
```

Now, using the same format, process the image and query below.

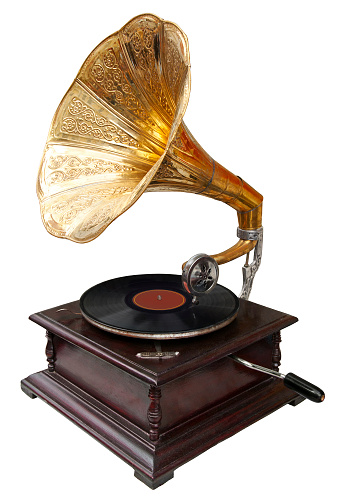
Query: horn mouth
37,14,191,243
36,13,263,278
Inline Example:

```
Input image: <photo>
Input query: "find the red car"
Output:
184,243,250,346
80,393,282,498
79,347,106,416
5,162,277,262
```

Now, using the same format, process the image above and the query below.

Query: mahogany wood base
22,299,305,489
21,369,303,489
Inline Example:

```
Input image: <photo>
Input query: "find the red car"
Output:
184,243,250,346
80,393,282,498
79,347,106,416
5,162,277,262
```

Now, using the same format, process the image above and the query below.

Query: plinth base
21,369,303,488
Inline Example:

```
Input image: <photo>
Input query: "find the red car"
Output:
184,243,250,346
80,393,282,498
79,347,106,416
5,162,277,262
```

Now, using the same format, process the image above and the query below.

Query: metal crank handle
230,355,325,403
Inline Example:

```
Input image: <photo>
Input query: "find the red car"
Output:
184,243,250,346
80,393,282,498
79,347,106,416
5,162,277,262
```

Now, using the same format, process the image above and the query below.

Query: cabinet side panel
53,336,150,431
160,337,275,431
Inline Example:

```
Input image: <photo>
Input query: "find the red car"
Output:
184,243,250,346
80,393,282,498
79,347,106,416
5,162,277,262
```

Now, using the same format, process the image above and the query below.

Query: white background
1,1,344,498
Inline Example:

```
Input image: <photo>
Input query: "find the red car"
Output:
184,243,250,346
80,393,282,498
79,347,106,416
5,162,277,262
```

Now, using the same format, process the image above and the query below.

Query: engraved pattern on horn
37,14,263,286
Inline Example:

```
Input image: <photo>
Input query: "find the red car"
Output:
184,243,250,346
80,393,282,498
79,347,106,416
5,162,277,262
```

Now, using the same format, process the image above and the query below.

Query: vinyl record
80,274,239,339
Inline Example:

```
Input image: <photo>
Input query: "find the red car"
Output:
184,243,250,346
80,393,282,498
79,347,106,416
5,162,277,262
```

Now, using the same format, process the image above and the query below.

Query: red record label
132,289,186,311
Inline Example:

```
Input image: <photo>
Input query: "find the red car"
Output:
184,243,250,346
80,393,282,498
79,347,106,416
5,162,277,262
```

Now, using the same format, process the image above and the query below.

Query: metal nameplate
136,351,180,359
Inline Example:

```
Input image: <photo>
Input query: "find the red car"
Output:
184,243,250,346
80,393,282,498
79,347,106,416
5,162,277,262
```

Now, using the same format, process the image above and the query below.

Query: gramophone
21,14,324,489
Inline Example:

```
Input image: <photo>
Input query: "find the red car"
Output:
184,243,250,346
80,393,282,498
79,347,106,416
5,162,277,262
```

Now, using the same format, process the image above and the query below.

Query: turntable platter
80,274,239,339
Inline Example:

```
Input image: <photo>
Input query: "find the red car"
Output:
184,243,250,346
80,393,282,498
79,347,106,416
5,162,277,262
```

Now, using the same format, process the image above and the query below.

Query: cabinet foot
21,381,37,399
289,395,305,406
134,470,174,489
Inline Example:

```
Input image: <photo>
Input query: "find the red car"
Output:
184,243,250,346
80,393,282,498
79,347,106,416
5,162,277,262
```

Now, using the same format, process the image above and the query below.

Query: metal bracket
238,227,263,300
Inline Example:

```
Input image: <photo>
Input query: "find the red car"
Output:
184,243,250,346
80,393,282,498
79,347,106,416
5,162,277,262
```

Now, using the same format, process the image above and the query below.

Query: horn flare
37,14,263,267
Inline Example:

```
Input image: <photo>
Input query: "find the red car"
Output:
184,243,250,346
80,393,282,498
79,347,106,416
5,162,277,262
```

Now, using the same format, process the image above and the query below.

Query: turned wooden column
147,386,162,442
45,331,55,372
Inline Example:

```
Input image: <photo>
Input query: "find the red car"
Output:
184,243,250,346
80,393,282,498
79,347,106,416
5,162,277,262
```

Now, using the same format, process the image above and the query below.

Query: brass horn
37,14,263,296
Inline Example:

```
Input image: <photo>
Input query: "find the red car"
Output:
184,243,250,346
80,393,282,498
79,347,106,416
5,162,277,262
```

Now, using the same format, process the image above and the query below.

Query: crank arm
230,355,325,403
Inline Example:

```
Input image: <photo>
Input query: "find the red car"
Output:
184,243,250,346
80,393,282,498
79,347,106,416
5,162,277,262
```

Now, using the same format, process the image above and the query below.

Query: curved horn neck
148,123,263,265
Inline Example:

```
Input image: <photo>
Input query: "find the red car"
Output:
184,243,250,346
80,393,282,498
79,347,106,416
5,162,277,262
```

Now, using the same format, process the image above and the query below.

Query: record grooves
80,274,239,339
